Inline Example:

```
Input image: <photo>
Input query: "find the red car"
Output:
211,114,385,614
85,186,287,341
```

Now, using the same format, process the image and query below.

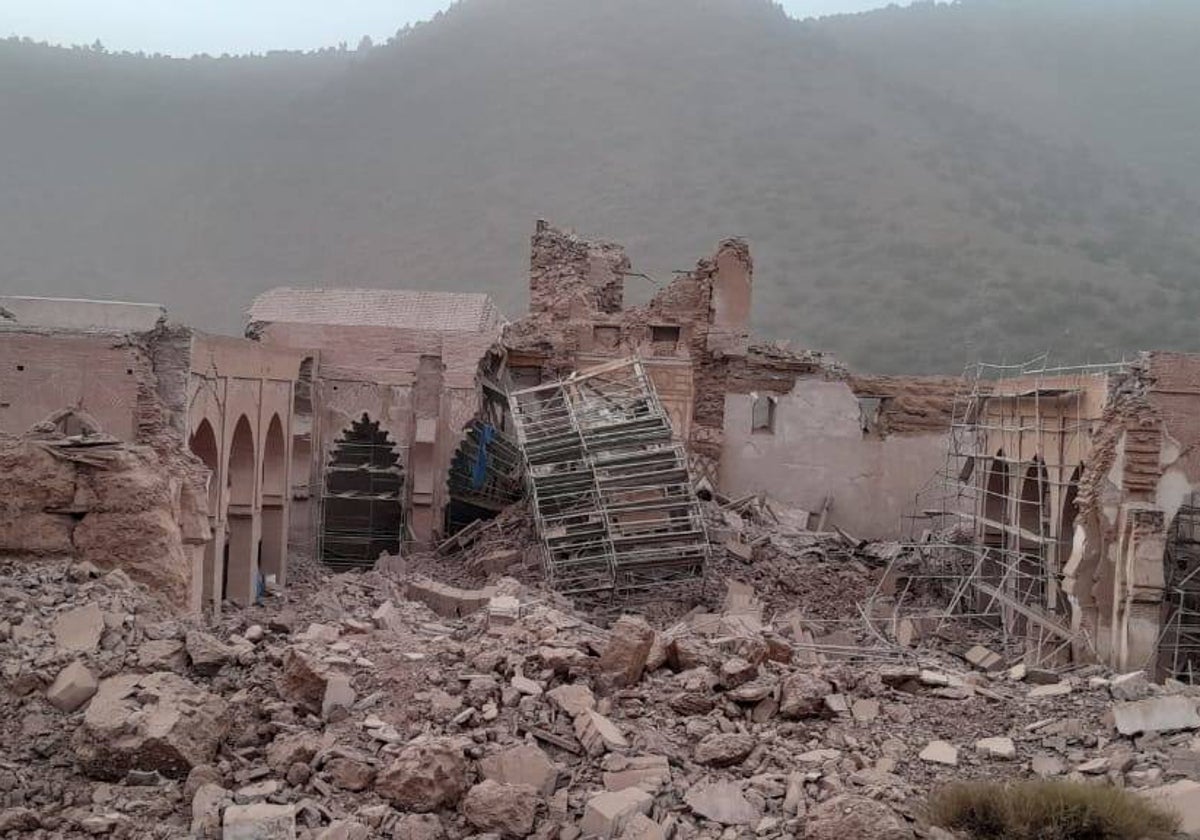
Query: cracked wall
505,221,954,538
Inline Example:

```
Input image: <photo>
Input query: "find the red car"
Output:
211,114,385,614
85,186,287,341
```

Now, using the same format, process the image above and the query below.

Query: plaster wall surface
719,377,947,538
0,331,144,439
0,297,166,331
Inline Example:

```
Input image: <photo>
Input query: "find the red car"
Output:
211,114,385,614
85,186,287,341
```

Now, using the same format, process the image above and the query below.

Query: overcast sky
1,0,917,56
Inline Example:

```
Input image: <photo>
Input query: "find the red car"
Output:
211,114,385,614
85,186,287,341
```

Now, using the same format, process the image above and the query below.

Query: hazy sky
1,0,915,56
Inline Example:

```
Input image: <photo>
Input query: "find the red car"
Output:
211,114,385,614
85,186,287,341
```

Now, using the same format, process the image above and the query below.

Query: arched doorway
1017,458,1050,611
978,452,1010,617
189,418,220,515
189,418,221,605
982,452,1010,547
1056,465,1083,616
260,414,288,586
225,415,259,605
320,413,404,570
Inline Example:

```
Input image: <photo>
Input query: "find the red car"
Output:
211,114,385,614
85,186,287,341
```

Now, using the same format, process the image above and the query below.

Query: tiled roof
248,288,502,333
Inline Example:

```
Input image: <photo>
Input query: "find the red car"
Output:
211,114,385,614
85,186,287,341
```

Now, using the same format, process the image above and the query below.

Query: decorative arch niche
319,413,404,570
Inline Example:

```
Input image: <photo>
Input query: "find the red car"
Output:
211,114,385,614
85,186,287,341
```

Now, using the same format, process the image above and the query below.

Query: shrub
926,780,1179,840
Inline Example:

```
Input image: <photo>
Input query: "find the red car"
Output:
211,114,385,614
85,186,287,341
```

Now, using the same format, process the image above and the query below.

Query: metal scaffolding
870,355,1127,665
509,357,709,596
1157,496,1200,682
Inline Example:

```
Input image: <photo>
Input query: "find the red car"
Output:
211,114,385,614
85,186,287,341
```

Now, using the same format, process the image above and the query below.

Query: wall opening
227,415,256,508
1017,458,1050,613
225,415,258,604
1158,493,1200,682
1056,464,1083,615
262,414,286,498
319,413,404,570
982,452,1009,547
189,418,220,514
261,413,288,584
650,325,680,348
593,325,620,350
751,393,776,434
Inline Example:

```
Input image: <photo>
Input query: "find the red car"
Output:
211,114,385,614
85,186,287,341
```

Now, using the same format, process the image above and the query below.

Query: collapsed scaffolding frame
869,355,1128,666
509,357,710,597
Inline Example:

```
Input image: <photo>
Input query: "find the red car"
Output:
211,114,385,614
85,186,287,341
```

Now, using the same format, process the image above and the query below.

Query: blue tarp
471,423,496,490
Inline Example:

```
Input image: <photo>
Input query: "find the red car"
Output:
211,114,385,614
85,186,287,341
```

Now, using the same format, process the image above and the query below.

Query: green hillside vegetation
2,0,1198,372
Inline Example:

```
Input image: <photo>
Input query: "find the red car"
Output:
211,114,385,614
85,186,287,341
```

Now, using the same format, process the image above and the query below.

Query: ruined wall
0,330,146,440
505,222,956,538
0,435,209,609
720,377,948,538
529,218,627,319
1147,352,1200,520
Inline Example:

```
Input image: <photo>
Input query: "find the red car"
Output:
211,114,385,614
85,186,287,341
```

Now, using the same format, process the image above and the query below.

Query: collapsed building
0,296,309,611
3,223,1200,682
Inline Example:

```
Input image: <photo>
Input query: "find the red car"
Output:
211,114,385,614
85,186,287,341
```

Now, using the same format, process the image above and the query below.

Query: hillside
2,0,1199,373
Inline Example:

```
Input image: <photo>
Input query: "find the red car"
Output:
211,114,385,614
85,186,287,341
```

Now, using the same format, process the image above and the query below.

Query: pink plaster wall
0,332,144,440
719,377,947,538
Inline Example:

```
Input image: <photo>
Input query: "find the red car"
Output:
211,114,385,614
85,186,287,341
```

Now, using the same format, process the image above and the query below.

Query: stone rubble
4,503,1200,840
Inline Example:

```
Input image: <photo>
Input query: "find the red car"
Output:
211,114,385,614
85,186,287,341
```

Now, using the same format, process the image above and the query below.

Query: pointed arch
227,415,256,508
189,417,220,513
1019,456,1050,547
262,413,286,498
982,450,1010,547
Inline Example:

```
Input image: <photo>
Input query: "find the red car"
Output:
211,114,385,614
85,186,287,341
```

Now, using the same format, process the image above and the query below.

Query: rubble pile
6,518,1200,839
0,430,209,609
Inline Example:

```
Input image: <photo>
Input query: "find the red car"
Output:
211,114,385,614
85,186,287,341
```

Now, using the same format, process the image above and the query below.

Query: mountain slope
1,0,1199,372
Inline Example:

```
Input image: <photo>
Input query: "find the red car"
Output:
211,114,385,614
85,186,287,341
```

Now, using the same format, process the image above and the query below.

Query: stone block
918,740,958,766
375,738,468,812
598,615,655,688
222,803,296,839
479,744,559,796
46,660,98,712
575,710,629,755
406,578,494,618
1110,671,1151,702
1028,682,1072,699
974,737,1015,760
549,683,596,717
684,780,761,826
964,645,1003,672
694,732,754,767
580,788,653,839
1114,696,1200,735
602,754,670,793
321,674,356,721
53,603,104,653
462,779,538,838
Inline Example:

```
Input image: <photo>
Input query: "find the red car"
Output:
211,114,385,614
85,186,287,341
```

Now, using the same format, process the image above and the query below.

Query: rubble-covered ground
3,503,1200,839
